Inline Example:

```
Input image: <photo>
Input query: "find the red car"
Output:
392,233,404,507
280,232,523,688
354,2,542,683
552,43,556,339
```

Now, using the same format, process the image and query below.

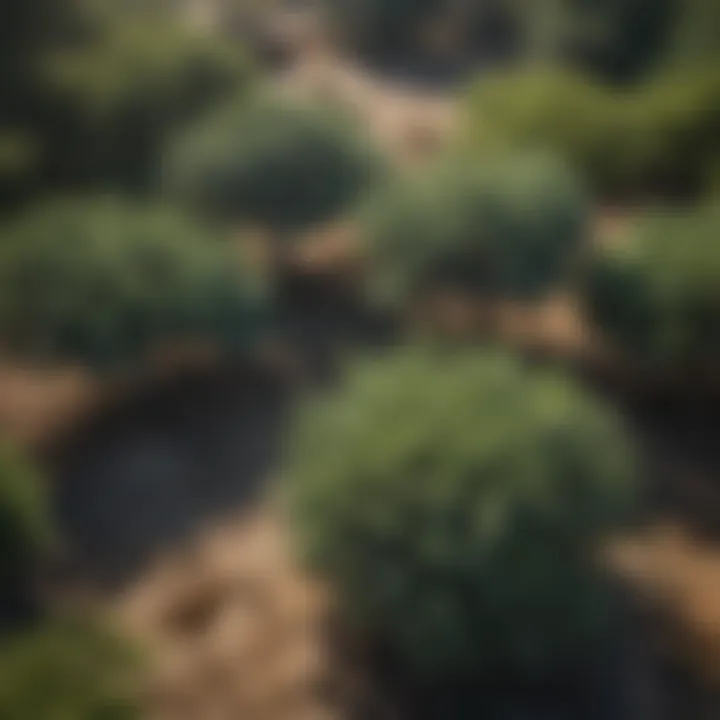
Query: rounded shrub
164,97,383,230
461,67,720,198
0,619,138,719
0,199,268,367
632,68,720,197
584,206,720,369
665,0,720,70
461,70,629,194
45,15,255,193
0,442,50,616
364,153,589,305
287,350,636,680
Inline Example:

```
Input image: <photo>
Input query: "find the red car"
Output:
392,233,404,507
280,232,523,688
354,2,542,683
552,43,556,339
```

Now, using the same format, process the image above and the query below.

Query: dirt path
113,510,344,720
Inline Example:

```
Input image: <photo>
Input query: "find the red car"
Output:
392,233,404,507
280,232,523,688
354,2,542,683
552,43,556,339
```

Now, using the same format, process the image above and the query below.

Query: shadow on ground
47,361,289,586
44,279,395,589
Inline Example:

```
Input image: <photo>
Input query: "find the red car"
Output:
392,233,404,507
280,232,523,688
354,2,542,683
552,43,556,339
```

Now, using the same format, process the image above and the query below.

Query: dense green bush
0,443,49,617
0,0,254,203
516,0,676,82
325,0,674,79
584,207,720,369
164,97,383,230
663,0,720,70
325,0,676,79
364,153,589,305
632,68,720,196
44,15,254,193
0,0,81,207
461,67,720,198
0,620,138,719
461,70,625,192
287,350,635,679
0,199,267,367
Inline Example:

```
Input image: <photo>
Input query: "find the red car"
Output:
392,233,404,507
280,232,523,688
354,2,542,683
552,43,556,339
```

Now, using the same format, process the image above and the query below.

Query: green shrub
164,97,383,230
461,67,720,198
0,443,49,614
44,15,254,193
633,68,720,196
0,0,253,202
518,0,677,83
364,153,589,305
664,0,720,70
461,70,627,193
287,350,635,679
325,0,675,78
0,199,267,367
0,620,138,719
584,206,720,368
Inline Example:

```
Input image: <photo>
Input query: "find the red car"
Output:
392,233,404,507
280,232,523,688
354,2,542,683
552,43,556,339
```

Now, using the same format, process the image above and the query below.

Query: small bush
0,199,268,367
287,350,635,680
461,67,720,198
325,0,672,78
165,97,383,230
584,206,720,369
633,68,720,196
665,0,720,70
0,620,139,719
44,15,254,193
0,443,49,616
364,153,589,305
462,71,627,193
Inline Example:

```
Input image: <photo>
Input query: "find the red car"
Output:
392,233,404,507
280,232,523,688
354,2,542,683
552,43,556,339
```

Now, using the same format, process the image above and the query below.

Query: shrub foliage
0,0,254,203
584,206,720,368
0,199,267,366
0,443,49,617
287,350,635,679
364,153,589,305
461,68,720,199
165,97,382,230
0,620,138,719
44,14,254,194
324,0,675,80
